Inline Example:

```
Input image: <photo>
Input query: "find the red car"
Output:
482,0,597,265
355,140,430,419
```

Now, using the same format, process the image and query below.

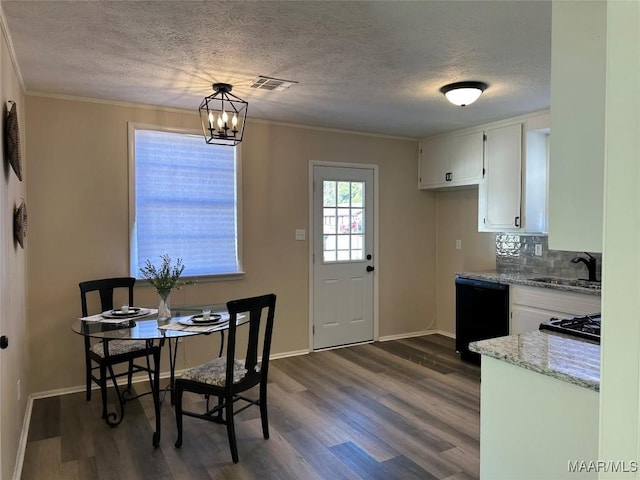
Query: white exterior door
312,165,375,350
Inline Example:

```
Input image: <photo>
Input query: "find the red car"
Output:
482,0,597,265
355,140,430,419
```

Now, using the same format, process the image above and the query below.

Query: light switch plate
534,244,543,256
295,229,306,241
455,239,462,250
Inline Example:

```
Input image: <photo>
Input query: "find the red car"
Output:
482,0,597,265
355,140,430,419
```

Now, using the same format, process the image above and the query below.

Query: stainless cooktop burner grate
539,313,601,343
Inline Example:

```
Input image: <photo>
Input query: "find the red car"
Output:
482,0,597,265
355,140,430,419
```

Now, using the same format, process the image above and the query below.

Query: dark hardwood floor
22,335,480,479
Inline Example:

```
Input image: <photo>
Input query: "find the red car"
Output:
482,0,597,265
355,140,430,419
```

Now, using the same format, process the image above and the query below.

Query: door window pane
337,182,351,207
323,208,336,234
324,250,337,262
337,250,350,261
324,182,336,207
351,183,363,207
324,235,336,252
322,180,366,262
337,235,350,250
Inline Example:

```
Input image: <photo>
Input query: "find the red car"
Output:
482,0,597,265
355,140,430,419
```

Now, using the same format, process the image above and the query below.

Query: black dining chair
79,277,157,422
174,293,277,463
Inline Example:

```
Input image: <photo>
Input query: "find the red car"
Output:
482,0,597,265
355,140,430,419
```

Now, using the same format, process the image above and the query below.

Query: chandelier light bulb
221,110,228,123
208,111,214,128
232,113,238,127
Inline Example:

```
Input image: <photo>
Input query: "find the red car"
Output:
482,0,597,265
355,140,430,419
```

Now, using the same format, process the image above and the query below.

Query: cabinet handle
515,216,520,227
445,172,453,182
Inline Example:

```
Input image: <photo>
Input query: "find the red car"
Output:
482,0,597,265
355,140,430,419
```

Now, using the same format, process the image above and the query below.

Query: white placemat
157,321,222,333
80,308,157,324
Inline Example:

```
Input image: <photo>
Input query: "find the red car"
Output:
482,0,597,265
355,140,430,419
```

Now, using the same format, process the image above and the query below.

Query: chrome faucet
571,252,598,282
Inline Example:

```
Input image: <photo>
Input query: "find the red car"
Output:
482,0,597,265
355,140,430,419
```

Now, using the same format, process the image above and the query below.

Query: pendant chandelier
199,83,248,146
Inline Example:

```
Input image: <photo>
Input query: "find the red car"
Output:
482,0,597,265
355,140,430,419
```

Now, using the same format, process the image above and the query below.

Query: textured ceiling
0,0,551,138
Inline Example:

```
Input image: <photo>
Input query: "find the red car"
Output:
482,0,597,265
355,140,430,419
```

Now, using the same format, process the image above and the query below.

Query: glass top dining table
71,304,231,340
72,304,236,447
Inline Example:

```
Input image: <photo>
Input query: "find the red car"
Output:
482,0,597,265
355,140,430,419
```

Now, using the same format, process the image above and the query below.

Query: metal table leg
167,337,179,405
151,340,163,448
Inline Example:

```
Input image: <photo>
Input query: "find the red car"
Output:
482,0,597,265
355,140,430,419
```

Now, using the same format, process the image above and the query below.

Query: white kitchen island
470,331,600,479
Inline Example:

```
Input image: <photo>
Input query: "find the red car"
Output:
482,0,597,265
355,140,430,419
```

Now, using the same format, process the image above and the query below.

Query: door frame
308,161,379,351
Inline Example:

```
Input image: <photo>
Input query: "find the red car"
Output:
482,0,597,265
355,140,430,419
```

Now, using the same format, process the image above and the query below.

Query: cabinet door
481,123,523,231
418,136,450,188
448,131,484,185
511,306,557,334
510,285,601,334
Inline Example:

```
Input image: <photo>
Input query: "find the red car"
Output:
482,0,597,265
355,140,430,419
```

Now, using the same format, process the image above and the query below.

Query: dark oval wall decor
6,100,22,181
14,200,27,248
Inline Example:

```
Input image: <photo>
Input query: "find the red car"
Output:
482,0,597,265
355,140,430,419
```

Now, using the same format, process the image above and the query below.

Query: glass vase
157,291,171,320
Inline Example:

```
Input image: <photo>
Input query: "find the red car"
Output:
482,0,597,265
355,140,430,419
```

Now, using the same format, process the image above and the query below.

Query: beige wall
1,21,28,480
435,188,496,333
25,95,439,394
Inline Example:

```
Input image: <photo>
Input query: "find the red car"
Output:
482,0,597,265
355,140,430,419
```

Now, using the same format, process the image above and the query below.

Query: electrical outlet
295,229,306,241
455,239,462,250
534,244,543,256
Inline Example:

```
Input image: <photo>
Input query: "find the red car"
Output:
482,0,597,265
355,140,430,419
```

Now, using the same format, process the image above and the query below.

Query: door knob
0,336,8,349
366,265,375,273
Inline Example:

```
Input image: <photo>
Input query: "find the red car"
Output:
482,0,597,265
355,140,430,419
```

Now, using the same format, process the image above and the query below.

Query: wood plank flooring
21,335,480,480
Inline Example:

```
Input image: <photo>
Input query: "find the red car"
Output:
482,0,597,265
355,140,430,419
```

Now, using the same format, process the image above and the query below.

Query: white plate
191,313,222,323
102,307,149,319
178,317,228,327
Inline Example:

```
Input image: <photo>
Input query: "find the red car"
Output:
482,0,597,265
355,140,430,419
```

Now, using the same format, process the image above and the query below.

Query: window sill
137,272,245,288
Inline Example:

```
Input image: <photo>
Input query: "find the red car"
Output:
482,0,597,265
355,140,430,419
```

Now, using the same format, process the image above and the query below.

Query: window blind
131,129,239,278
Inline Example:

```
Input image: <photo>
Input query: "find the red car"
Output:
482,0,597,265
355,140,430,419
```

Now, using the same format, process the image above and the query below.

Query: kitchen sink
529,277,601,289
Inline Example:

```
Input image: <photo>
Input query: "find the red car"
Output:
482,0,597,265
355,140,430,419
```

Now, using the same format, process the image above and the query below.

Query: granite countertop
456,271,601,296
469,330,600,391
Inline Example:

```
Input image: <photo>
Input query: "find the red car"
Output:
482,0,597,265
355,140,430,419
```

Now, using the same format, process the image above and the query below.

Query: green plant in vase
140,254,185,320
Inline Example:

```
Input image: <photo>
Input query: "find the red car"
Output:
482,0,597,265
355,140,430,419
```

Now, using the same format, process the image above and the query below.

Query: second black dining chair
79,277,158,423
174,293,277,463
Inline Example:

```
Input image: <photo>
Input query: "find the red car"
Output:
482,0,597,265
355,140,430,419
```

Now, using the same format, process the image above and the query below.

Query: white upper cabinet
418,135,449,188
478,123,523,231
418,130,484,189
548,1,605,252
417,110,549,233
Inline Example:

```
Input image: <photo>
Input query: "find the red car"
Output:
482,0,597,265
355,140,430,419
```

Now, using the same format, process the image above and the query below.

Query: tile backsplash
495,234,602,280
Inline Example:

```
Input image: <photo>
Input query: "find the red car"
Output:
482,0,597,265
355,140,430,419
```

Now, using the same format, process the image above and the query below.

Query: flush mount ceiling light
439,81,489,107
199,83,248,146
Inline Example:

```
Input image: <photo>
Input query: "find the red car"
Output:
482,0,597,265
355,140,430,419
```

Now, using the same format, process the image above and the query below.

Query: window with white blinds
129,125,242,279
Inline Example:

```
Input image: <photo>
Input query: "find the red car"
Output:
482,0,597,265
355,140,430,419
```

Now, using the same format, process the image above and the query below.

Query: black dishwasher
455,277,509,365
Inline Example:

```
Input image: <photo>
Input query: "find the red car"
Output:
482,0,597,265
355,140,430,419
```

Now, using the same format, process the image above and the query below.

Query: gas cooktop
539,313,601,343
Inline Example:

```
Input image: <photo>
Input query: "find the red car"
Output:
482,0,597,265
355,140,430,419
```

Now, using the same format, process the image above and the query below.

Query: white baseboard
378,329,436,342
434,330,456,339
378,329,455,342
270,348,309,360
13,395,34,480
